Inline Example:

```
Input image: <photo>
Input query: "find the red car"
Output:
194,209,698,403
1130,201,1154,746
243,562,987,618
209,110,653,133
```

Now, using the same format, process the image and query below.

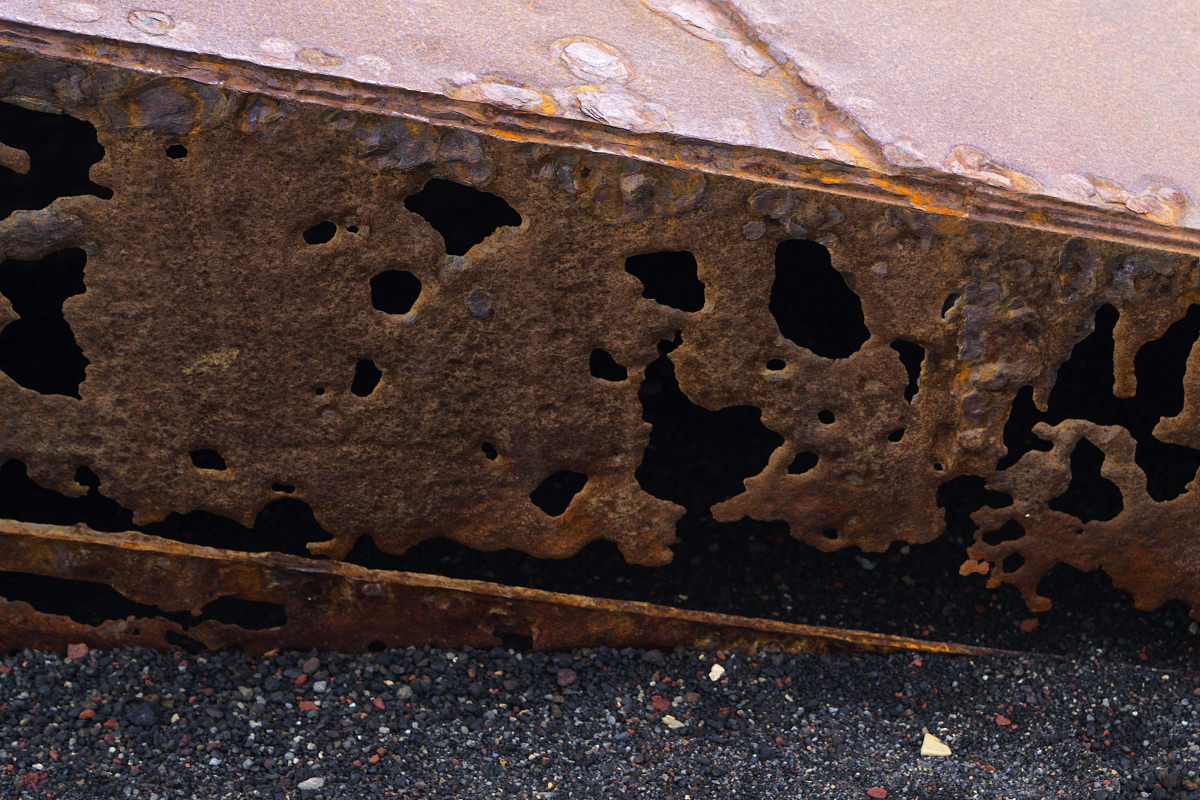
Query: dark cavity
0,248,89,397
403,178,521,255
623,251,705,312
770,239,868,359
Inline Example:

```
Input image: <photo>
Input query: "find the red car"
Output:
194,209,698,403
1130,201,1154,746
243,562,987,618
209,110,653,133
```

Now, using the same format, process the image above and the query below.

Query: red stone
996,714,1012,726
867,788,888,799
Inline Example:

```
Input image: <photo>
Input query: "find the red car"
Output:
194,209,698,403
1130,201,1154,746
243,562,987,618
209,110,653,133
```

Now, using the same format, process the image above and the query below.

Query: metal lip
2,12,1199,255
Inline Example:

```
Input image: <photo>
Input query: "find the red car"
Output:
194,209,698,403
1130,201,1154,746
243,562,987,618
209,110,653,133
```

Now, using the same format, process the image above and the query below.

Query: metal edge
1,19,1198,257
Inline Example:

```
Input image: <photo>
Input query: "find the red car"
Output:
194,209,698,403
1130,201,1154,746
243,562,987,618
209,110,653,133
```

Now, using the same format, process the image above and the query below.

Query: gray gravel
0,644,1197,798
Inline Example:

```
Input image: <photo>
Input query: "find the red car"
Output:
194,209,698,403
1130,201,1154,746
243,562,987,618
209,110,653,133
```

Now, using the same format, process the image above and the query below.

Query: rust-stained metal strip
0,519,1002,657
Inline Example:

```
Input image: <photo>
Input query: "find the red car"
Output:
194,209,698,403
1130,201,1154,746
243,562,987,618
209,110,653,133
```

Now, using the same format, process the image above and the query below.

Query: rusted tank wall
1,36,1200,651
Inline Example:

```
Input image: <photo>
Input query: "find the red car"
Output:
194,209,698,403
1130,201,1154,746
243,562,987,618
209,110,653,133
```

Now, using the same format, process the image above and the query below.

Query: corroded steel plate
1,11,1199,651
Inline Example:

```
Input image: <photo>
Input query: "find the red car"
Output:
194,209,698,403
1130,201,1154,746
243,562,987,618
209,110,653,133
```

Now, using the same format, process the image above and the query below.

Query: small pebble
920,730,951,757
126,702,156,728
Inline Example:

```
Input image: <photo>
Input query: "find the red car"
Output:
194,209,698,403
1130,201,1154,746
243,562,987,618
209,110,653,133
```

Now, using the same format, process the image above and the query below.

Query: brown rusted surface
0,519,1003,656
2,27,1200,651
968,419,1200,615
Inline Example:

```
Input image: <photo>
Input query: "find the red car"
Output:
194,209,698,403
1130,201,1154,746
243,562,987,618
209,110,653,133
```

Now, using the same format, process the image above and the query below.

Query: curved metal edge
1,20,1197,258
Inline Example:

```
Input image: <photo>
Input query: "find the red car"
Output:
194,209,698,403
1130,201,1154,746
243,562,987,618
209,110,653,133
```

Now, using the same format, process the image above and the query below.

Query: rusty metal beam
0,519,1004,657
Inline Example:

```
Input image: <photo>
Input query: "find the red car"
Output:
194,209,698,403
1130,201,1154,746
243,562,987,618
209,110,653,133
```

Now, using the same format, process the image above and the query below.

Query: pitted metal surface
2,26,1200,653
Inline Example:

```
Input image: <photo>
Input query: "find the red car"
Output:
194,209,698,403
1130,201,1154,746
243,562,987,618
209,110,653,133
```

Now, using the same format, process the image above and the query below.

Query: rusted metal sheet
0,519,1003,656
0,11,1199,653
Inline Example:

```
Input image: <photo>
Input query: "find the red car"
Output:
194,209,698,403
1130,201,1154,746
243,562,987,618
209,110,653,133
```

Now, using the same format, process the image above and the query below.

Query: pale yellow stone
921,730,951,757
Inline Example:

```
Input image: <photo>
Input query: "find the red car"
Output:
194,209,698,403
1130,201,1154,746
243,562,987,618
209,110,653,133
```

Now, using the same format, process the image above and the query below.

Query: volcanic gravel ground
4,474,1200,798
0,644,1197,799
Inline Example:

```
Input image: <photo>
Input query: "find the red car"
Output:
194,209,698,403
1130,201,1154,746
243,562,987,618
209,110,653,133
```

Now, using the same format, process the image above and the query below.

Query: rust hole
636,334,782,509
818,409,835,424
199,596,286,630
0,460,335,556
0,572,284,633
164,143,188,159
351,358,382,397
141,497,334,556
0,248,89,398
770,240,868,359
0,570,165,626
74,465,99,488
1047,439,1124,522
766,358,786,371
983,520,1025,547
370,269,421,314
189,449,227,470
1002,552,1026,573
530,470,588,517
787,451,818,475
589,348,627,381
271,483,295,493
887,428,905,442
1001,304,1200,500
940,292,960,319
481,442,498,460
890,340,925,402
624,251,705,312
303,220,337,244
998,386,1051,469
403,178,521,255
0,100,112,219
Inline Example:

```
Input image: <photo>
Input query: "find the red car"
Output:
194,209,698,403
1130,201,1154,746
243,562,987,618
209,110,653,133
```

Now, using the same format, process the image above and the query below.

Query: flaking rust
0,18,1199,655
